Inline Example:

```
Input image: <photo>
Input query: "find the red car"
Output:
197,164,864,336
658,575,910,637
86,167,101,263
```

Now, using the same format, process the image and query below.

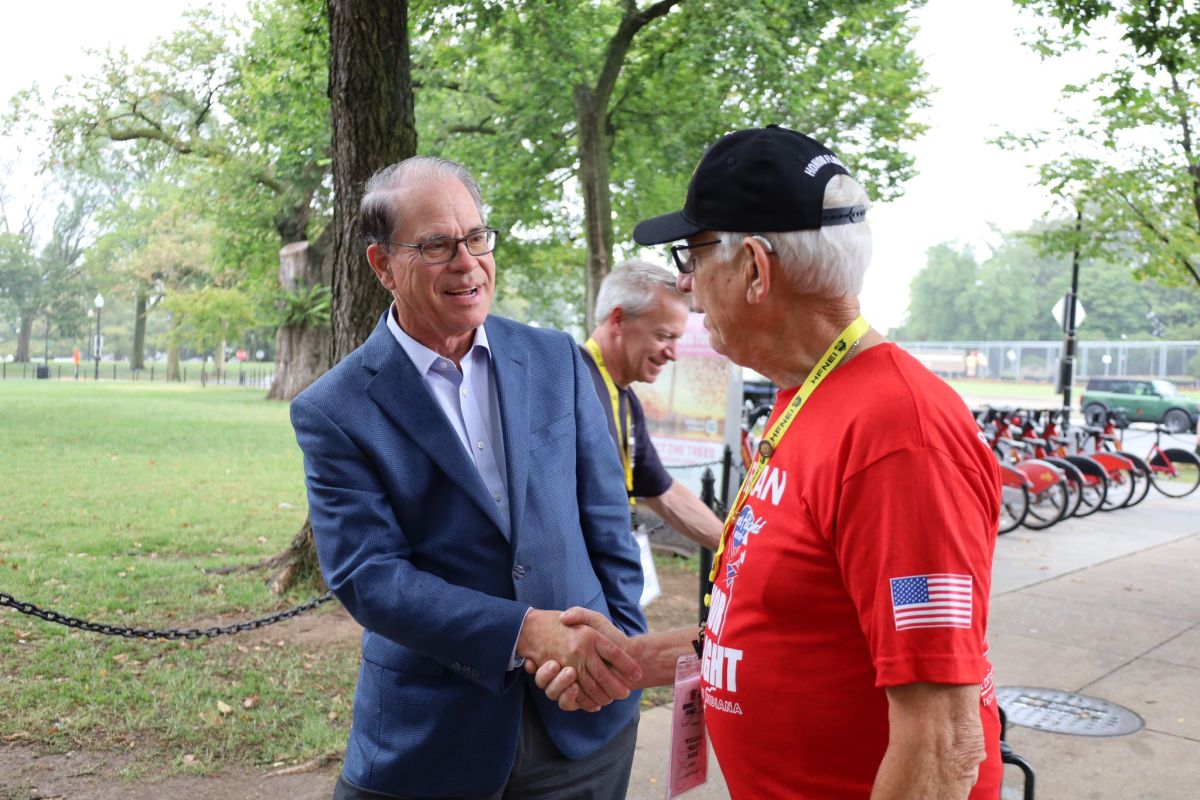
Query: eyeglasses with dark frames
669,239,722,274
385,228,500,265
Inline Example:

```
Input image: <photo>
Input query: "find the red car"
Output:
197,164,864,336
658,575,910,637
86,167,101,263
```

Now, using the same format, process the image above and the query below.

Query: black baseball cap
633,124,866,246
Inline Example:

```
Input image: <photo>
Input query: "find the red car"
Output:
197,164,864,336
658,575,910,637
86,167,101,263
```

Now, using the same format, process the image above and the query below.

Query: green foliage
162,286,258,357
415,0,932,324
11,0,933,332
0,185,101,345
0,381,353,767
277,284,332,328
20,0,330,276
898,222,1200,340
1005,0,1200,289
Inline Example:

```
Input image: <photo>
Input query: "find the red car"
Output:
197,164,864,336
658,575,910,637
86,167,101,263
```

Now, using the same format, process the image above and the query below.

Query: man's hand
517,607,642,711
532,611,698,712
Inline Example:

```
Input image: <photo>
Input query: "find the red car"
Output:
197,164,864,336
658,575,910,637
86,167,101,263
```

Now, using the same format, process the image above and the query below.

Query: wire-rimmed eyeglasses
669,239,721,274
385,228,500,265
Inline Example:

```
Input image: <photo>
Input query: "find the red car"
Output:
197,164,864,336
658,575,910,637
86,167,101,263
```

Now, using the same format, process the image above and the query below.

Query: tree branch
593,0,683,108
1115,188,1200,287
412,78,503,106
1167,70,1200,237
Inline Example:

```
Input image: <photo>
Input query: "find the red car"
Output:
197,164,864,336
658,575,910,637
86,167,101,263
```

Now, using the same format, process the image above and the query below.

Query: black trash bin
35,365,50,380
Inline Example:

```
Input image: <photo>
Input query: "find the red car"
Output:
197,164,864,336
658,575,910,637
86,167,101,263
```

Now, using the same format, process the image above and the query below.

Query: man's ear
742,236,772,306
610,306,627,330
366,243,394,290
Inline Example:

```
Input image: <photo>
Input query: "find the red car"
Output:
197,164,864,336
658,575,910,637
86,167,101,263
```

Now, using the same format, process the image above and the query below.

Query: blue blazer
291,313,646,797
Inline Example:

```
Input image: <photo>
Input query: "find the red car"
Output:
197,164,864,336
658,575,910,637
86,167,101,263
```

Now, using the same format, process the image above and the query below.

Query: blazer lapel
361,316,511,538
486,317,529,539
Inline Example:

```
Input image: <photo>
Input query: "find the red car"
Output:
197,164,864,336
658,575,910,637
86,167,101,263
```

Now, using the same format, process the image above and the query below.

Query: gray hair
360,156,485,245
595,259,688,323
714,174,872,297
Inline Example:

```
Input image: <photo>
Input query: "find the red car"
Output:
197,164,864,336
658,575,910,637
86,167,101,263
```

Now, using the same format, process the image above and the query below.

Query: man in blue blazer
291,156,647,800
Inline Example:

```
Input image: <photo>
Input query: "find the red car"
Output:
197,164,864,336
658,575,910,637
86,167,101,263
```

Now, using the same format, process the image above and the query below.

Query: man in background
582,259,721,552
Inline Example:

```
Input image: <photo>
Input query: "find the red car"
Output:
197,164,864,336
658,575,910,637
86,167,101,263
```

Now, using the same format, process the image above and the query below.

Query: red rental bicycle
980,409,1069,530
1141,424,1200,498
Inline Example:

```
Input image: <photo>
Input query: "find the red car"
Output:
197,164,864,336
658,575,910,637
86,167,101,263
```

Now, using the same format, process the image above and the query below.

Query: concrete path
630,487,1200,799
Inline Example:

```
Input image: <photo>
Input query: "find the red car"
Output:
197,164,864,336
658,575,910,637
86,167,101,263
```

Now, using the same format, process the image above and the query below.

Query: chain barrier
0,590,335,640
662,459,723,471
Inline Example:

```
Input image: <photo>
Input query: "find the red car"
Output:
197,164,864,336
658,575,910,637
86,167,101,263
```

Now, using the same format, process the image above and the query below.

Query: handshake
517,607,681,712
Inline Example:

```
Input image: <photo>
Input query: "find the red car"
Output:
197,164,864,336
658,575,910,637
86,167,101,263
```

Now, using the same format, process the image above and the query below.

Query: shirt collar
386,303,491,377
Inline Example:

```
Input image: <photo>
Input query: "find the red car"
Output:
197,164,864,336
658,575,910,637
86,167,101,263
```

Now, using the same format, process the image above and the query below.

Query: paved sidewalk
629,488,1200,799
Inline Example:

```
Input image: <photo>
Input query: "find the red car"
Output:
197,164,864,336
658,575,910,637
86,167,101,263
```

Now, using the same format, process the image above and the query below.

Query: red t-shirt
701,343,1002,799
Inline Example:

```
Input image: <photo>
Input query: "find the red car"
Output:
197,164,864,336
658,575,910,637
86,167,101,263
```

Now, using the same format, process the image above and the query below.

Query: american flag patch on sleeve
890,574,973,631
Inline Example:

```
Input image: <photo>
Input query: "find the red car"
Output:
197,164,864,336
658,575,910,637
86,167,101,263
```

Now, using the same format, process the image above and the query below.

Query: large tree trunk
269,0,416,594
266,240,333,401
572,0,681,327
16,315,33,362
575,86,614,331
326,0,416,361
131,291,147,370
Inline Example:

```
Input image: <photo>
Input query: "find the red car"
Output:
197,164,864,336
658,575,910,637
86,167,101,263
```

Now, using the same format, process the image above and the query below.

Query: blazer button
512,565,526,579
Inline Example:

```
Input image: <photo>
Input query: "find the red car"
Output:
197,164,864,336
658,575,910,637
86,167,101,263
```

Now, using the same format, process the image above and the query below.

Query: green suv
1080,377,1199,433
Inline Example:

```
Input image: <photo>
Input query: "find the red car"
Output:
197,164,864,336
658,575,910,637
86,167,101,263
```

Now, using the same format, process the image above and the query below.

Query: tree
417,0,932,326
162,285,257,380
0,187,98,362
898,223,1200,341
23,0,335,398
87,177,218,374
1008,0,1200,290
264,0,417,594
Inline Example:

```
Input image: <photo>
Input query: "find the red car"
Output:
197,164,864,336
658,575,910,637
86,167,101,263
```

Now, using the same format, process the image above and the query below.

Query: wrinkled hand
518,607,642,712
525,607,641,712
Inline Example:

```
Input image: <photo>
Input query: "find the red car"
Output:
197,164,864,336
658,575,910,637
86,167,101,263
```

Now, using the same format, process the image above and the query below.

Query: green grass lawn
945,378,1058,401
0,381,356,773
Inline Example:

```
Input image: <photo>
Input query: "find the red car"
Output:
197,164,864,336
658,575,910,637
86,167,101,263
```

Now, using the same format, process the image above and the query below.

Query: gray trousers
332,695,639,800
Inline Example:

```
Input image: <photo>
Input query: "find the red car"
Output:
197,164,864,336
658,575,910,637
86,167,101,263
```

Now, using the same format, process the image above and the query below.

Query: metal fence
897,340,1200,387
0,360,275,389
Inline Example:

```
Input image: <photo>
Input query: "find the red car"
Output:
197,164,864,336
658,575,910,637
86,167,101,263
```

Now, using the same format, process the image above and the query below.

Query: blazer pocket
528,413,574,452
362,633,447,677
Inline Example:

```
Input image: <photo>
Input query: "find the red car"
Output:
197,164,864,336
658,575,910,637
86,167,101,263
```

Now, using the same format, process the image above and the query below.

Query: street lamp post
93,293,105,381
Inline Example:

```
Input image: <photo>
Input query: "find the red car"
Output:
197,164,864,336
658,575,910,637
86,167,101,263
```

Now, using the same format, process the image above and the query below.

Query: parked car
1080,377,1199,433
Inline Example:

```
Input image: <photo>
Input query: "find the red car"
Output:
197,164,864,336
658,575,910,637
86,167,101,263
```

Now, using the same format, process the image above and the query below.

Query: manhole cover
996,687,1143,737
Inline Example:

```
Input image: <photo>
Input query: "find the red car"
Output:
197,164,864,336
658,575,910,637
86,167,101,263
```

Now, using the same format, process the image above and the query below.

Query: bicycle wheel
1065,455,1109,517
1044,457,1084,519
1023,478,1069,529
1149,448,1200,498
996,460,1030,535
998,484,1029,534
1100,467,1137,510
1116,451,1153,508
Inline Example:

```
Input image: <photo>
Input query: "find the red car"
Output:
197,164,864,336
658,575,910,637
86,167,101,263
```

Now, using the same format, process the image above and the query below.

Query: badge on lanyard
666,654,707,797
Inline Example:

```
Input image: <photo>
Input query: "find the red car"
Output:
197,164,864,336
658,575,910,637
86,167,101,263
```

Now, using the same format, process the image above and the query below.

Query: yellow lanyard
585,338,636,504
706,315,870,594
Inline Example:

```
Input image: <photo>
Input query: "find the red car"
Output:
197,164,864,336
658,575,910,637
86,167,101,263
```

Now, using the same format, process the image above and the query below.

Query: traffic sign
1051,294,1086,330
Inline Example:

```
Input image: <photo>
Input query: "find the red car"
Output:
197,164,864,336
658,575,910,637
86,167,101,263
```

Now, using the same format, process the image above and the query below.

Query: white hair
595,259,687,323
713,174,872,297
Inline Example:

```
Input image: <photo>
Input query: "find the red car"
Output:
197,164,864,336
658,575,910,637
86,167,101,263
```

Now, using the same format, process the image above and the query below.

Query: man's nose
676,272,694,295
664,341,678,362
447,240,476,270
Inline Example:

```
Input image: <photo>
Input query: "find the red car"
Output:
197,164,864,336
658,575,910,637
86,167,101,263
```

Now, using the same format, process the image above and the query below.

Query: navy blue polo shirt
580,345,673,500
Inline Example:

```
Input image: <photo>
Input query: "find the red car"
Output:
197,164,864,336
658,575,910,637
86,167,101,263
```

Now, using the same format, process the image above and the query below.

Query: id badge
665,654,707,798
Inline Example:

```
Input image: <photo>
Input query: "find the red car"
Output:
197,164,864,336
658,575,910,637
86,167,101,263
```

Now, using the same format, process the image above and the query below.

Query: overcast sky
0,0,1106,332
